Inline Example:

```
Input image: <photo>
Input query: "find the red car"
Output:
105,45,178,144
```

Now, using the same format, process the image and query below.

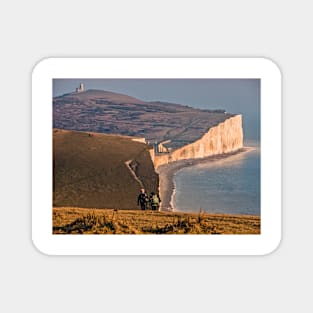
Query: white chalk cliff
151,115,243,168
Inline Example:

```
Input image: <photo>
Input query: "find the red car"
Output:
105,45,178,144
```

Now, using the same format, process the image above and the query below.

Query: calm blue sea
173,145,260,215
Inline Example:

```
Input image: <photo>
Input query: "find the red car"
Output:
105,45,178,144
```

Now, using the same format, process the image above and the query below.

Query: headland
53,88,246,212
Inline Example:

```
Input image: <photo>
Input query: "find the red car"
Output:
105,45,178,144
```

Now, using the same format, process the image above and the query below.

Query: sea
173,142,260,216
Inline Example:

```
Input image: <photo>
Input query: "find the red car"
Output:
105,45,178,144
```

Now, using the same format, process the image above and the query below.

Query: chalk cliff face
152,115,243,168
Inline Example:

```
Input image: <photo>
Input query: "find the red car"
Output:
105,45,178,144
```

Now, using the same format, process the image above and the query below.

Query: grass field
53,89,232,150
53,207,261,235
53,129,158,209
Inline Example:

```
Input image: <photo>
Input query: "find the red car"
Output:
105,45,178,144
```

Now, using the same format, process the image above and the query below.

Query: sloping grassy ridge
53,129,159,209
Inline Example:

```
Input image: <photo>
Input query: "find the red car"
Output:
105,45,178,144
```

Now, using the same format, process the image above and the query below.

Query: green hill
53,129,158,209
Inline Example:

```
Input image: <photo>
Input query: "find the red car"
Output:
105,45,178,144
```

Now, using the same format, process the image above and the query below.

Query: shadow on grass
53,213,115,234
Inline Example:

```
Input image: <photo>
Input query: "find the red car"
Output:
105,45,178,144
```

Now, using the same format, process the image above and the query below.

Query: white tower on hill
76,83,85,93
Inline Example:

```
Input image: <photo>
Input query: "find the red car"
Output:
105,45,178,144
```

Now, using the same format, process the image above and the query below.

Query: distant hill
53,129,158,209
53,89,233,150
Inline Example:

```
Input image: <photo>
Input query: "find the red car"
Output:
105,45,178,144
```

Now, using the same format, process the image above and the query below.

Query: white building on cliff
76,83,85,93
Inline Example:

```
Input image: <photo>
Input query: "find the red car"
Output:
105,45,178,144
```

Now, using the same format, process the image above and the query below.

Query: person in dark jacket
137,188,149,210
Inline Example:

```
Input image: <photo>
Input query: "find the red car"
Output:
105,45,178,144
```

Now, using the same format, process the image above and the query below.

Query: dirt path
125,160,144,189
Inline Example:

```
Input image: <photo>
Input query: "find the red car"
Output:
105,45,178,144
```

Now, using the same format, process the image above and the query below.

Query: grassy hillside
53,207,261,235
53,89,232,149
53,129,158,209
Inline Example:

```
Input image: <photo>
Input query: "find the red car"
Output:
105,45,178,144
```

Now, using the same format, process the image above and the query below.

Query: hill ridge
53,129,158,209
53,88,233,149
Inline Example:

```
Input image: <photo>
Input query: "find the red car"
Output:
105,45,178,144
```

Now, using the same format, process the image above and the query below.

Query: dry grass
53,207,260,235
53,129,158,209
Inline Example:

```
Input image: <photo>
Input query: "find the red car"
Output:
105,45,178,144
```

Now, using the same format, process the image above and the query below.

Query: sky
53,79,260,142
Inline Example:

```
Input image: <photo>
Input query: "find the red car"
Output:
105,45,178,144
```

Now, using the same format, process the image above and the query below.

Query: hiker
150,192,161,211
137,188,149,210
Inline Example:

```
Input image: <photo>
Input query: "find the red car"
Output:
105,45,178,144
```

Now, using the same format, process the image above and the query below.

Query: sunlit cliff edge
150,115,243,169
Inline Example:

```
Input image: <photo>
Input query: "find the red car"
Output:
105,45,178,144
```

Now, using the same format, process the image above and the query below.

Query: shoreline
156,147,256,212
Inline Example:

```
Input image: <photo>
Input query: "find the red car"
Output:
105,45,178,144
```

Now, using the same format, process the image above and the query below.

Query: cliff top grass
53,207,261,235
53,129,158,209
53,89,234,149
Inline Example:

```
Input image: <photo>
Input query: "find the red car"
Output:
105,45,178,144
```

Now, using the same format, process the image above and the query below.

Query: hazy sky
53,79,260,142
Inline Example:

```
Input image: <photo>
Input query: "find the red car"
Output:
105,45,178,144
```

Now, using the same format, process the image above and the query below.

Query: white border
32,58,281,255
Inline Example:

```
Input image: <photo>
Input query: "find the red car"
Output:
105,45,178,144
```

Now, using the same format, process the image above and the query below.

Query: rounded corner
31,236,54,256
259,57,282,78
32,57,55,77
261,234,282,256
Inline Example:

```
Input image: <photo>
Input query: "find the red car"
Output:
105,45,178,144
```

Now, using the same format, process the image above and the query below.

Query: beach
156,147,255,211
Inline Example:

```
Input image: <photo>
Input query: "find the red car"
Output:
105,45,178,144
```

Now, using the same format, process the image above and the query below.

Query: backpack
151,194,159,205
139,193,148,203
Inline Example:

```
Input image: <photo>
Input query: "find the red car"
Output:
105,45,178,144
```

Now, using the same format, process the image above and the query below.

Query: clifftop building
76,83,84,93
